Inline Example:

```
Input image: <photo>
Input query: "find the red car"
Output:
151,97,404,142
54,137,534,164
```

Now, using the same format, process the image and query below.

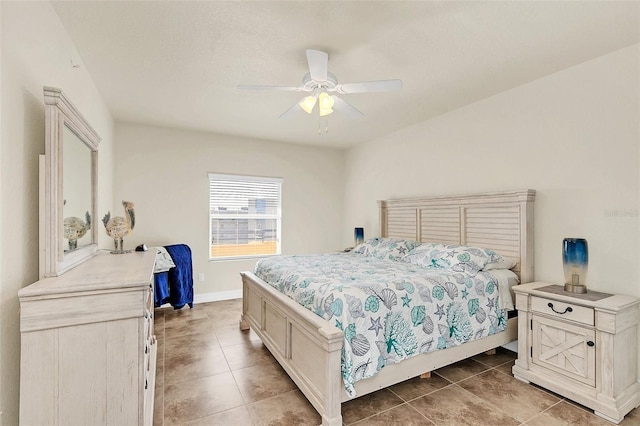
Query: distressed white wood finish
513,282,640,424
532,315,596,386
241,190,535,425
19,251,157,426
380,189,535,282
531,296,594,326
41,86,100,278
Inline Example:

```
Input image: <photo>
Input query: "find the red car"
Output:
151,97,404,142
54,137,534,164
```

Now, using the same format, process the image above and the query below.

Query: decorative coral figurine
102,201,135,253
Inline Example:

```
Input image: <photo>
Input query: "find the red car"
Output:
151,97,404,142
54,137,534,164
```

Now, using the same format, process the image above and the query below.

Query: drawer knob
587,341,595,347
547,302,573,315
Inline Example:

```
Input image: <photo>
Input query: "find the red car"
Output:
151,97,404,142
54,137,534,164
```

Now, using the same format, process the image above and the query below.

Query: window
209,173,282,260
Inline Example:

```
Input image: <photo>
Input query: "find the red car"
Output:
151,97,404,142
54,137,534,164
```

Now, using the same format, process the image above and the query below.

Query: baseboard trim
155,290,243,309
194,289,243,304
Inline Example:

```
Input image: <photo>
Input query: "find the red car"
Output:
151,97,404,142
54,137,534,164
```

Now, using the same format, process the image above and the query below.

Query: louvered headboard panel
420,207,461,244
386,207,418,240
379,190,535,283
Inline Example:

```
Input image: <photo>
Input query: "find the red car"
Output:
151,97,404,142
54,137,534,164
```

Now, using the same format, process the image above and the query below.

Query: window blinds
208,174,282,259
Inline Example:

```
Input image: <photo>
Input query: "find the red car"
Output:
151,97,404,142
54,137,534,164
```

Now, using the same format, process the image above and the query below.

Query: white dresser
512,282,640,424
19,251,157,426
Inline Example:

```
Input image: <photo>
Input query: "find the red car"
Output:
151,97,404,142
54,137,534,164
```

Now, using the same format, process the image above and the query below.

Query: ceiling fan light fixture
299,95,317,114
239,49,401,122
319,106,334,117
318,92,334,116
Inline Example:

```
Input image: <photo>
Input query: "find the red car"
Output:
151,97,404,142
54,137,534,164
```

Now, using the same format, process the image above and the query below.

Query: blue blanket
154,272,170,307
154,244,194,309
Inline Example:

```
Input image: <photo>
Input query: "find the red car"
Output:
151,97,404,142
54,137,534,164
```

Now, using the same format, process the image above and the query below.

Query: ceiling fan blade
278,97,310,119
332,96,364,118
237,84,306,91
334,79,402,94
306,49,328,82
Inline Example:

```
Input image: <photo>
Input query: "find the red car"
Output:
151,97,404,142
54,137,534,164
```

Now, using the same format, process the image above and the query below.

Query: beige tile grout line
344,401,436,426
519,399,565,425
156,305,544,426
449,361,584,425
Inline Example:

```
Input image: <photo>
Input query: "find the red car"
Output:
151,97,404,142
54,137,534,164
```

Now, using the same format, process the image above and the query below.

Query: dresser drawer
531,296,594,326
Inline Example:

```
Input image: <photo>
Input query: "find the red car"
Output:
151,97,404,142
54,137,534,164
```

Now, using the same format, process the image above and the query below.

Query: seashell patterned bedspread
254,252,508,397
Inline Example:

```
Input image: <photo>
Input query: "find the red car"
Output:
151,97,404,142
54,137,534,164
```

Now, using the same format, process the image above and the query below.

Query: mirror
63,125,93,252
40,87,100,277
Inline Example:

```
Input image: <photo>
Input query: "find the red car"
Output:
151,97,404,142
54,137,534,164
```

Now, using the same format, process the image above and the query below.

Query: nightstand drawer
531,296,594,326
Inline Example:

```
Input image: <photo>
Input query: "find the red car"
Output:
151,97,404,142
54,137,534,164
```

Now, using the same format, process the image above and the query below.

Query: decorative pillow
402,243,492,275
353,237,421,261
483,252,517,270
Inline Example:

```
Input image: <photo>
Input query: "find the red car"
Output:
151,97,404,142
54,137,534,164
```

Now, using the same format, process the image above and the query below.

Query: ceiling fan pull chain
316,117,330,135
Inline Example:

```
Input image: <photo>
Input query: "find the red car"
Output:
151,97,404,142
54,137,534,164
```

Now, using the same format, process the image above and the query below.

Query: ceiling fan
238,49,402,119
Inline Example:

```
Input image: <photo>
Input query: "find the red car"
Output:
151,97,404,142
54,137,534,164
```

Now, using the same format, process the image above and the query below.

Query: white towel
154,246,176,273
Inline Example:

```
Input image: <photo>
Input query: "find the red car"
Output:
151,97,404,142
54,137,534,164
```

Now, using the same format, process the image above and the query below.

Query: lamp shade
318,92,334,116
299,95,317,114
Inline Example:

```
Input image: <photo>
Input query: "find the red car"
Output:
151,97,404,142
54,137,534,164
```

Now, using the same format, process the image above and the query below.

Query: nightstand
512,282,640,424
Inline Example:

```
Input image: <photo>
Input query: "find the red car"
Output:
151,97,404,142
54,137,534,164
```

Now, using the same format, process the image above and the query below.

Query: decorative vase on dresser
512,281,640,424
19,251,157,426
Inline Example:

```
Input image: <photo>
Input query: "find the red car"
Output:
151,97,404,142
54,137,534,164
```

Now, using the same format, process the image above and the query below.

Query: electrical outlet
198,273,205,282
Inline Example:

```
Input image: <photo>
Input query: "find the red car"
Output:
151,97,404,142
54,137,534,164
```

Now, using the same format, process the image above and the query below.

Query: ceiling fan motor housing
302,72,338,92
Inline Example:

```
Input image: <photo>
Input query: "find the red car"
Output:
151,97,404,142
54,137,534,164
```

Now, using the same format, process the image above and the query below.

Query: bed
240,189,535,425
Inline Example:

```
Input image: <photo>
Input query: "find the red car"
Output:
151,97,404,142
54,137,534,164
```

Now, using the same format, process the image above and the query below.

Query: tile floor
153,299,640,425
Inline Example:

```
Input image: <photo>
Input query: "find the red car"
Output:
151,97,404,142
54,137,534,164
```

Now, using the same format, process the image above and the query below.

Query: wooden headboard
379,189,535,283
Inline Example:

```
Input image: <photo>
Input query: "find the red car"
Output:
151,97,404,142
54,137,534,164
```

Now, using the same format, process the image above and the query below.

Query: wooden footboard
240,271,344,426
241,271,518,426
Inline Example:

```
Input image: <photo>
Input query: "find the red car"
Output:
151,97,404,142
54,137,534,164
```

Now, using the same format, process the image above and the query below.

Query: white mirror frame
40,87,100,277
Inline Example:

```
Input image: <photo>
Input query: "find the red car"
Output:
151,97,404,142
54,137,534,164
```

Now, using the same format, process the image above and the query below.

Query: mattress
255,252,512,396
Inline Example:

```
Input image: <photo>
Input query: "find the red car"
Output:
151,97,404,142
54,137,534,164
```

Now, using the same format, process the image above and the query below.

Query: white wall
114,123,345,300
0,3,4,424
0,2,115,423
344,44,639,298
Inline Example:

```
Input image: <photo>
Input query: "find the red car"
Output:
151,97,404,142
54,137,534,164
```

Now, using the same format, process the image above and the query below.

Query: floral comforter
254,252,507,397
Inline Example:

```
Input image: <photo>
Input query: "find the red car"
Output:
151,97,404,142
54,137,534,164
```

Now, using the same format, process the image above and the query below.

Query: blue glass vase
563,238,588,293
354,227,364,246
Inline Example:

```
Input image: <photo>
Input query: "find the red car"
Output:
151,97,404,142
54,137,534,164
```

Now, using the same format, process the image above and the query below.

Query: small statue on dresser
102,200,135,254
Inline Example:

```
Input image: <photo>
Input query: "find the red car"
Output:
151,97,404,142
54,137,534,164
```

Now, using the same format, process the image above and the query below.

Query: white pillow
483,256,517,270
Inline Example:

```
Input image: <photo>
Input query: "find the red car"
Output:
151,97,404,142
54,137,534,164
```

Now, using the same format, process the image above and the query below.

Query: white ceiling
51,1,639,148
